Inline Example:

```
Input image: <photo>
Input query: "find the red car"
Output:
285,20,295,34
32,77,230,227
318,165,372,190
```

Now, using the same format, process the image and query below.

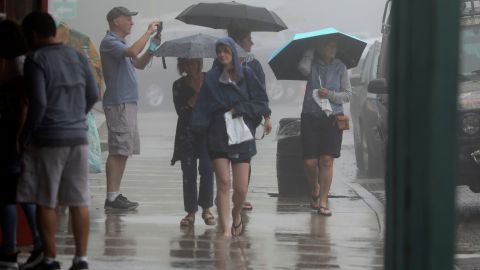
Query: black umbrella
175,1,288,32
268,27,367,80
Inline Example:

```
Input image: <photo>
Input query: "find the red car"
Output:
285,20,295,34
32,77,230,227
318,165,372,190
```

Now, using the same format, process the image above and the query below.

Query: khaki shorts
104,103,140,156
17,145,90,208
16,149,37,203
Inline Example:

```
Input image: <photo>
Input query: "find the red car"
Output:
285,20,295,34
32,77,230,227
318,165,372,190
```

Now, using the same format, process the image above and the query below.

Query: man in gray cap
100,6,160,210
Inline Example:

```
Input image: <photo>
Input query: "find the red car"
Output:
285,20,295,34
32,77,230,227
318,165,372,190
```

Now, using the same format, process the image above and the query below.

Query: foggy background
50,0,387,51
48,0,388,110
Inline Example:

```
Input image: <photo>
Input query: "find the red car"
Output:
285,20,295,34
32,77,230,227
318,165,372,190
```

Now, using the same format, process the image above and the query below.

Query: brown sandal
318,206,332,216
180,215,195,227
201,212,216,226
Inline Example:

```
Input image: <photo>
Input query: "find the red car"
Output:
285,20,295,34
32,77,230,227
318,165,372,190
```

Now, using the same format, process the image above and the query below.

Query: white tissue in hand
312,89,332,116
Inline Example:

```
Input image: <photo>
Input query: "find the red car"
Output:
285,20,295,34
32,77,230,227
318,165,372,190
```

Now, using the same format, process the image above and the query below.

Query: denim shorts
209,151,251,164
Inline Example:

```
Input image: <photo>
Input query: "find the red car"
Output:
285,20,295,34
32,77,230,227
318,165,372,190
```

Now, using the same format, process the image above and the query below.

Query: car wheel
467,180,480,193
365,128,384,178
144,83,165,110
361,127,370,173
354,122,366,171
468,185,480,193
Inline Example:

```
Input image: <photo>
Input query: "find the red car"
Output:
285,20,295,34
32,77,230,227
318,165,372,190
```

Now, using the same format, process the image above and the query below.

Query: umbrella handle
162,56,167,69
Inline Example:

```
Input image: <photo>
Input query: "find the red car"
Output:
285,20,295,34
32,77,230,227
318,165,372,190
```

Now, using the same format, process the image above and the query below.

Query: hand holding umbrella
269,27,367,80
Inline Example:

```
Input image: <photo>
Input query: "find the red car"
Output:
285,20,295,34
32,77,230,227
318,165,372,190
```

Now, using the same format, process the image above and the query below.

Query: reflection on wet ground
103,214,138,257
455,186,480,258
44,109,384,269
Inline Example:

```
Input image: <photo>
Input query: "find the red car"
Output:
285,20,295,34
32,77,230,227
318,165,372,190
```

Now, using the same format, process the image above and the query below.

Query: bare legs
231,163,249,233
212,159,249,237
213,159,230,236
70,207,89,257
304,155,334,210
37,206,89,258
106,154,128,193
37,207,56,258
304,158,320,208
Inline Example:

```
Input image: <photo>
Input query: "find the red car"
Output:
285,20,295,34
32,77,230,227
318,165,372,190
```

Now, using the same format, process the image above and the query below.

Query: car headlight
462,113,480,135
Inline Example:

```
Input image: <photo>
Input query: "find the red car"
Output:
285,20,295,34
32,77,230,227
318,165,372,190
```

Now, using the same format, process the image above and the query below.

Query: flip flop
231,217,244,237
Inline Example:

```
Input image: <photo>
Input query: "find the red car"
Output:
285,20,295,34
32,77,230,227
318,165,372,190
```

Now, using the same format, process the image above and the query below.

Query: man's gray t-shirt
100,31,138,106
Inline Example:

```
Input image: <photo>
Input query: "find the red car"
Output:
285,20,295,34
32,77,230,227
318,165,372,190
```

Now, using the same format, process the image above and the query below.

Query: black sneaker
19,249,43,270
117,194,139,207
104,194,138,210
32,261,60,270
0,252,18,270
68,261,88,270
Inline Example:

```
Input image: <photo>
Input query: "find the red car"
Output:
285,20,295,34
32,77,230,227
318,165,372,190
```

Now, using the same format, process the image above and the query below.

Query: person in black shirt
171,58,216,227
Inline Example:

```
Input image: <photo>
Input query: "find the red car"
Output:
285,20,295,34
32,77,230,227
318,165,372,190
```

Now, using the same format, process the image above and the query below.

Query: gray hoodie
23,43,98,146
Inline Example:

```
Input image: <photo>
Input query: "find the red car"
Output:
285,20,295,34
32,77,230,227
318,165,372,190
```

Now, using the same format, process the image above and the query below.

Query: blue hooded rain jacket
190,37,270,158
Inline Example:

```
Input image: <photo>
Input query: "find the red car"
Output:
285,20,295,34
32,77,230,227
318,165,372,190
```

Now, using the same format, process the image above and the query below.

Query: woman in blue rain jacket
191,37,270,237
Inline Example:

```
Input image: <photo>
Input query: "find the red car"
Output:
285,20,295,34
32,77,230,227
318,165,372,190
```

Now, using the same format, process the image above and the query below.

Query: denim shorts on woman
209,151,251,164
300,113,343,159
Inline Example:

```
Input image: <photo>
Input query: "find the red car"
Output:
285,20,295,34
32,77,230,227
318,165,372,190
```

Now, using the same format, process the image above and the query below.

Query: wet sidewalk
46,107,384,269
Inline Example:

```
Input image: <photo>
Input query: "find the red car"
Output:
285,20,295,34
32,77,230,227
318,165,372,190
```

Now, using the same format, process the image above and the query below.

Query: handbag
335,115,350,130
224,110,254,145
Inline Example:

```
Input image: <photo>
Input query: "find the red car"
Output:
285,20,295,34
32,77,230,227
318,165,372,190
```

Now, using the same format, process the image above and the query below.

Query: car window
360,50,373,83
370,53,380,81
460,25,480,74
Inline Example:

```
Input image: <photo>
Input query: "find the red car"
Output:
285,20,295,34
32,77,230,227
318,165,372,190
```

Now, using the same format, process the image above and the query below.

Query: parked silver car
366,0,480,192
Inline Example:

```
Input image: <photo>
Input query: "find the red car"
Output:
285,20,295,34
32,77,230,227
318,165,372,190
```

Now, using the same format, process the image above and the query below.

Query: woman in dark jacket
227,27,272,211
191,37,270,237
171,58,215,227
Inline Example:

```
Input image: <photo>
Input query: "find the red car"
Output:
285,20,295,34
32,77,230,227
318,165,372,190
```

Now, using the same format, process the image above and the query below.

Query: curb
347,182,386,240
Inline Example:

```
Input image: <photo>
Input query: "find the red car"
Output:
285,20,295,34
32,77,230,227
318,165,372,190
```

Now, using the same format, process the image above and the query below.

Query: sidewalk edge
347,182,385,240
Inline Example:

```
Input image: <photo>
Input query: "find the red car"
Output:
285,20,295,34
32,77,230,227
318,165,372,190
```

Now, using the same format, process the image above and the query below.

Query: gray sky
50,0,387,49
